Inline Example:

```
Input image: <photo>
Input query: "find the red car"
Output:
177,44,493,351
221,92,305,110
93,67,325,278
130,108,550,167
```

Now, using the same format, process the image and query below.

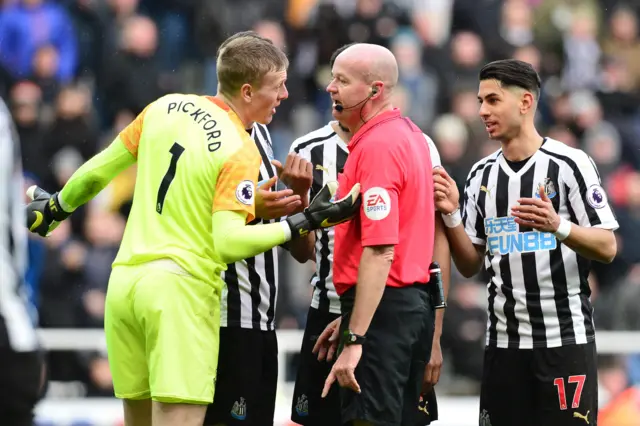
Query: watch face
349,335,356,342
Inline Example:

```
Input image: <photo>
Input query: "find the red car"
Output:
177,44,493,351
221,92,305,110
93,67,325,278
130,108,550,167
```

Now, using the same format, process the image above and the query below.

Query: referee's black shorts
204,327,278,426
479,342,598,426
338,284,436,426
0,348,45,426
291,306,342,426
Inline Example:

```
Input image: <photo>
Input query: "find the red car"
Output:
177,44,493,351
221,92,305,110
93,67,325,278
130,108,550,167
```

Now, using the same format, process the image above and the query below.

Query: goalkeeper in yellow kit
24,32,360,426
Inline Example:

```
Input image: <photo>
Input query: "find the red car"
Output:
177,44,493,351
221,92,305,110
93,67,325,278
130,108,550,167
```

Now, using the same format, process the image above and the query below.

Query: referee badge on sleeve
363,187,391,220
236,180,255,205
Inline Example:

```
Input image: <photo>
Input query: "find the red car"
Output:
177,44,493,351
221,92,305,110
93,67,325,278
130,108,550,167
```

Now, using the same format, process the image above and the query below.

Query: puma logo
417,396,429,415
315,164,329,173
573,410,589,424
480,185,494,197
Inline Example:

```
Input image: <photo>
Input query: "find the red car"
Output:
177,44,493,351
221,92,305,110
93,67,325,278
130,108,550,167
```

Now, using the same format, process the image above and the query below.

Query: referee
0,96,45,425
293,45,448,426
433,59,618,426
290,117,448,426
318,43,443,426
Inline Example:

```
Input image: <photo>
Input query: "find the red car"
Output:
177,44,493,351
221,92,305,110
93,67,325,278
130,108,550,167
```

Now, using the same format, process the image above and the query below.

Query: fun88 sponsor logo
485,216,556,255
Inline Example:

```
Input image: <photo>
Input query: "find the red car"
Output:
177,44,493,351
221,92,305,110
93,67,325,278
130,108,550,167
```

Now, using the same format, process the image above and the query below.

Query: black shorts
0,349,45,426
479,342,598,426
291,306,342,426
204,327,278,426
406,388,439,426
338,285,436,426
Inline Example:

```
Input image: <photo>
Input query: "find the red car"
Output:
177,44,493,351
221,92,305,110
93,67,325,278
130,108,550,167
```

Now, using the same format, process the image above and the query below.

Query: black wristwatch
343,330,366,346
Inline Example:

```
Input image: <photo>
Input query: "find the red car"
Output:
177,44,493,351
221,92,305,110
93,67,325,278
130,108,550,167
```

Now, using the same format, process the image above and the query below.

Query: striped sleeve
291,141,311,161
423,134,441,168
563,150,619,230
461,160,487,245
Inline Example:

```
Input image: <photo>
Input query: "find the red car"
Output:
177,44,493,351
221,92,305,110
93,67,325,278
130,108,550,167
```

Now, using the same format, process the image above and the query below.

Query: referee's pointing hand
322,344,362,397
511,185,561,233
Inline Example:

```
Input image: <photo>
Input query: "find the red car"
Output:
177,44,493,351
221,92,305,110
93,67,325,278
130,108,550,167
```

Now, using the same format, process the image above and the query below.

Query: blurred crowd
2,0,640,415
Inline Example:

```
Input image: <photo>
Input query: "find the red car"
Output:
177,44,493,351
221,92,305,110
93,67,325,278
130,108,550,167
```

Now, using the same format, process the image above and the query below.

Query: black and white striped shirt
0,97,38,352
291,123,442,315
462,138,619,349
221,123,279,331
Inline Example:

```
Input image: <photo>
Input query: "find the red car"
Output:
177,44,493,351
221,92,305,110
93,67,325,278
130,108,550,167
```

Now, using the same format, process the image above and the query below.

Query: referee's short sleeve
564,151,619,231
462,167,486,245
356,141,403,247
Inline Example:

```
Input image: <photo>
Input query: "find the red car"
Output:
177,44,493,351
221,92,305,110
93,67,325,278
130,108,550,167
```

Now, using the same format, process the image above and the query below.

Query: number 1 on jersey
156,142,185,214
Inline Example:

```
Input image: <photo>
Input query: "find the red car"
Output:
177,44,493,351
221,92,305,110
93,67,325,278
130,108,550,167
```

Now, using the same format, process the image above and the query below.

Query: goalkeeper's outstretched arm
213,181,362,264
58,139,135,212
213,210,290,264
25,138,135,237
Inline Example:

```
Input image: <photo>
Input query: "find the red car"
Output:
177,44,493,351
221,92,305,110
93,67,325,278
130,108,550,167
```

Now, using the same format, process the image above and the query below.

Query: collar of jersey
206,95,248,130
205,96,230,111
348,108,401,150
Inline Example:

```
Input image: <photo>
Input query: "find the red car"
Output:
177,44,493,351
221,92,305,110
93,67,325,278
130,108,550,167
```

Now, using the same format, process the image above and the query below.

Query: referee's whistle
429,262,447,309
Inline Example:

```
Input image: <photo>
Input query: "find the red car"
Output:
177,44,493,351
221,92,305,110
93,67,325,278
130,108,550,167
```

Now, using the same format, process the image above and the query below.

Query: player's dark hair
479,59,542,99
329,43,357,69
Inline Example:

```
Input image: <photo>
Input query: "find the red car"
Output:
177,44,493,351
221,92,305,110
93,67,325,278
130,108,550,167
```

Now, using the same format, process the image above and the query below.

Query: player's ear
520,91,535,115
240,83,253,103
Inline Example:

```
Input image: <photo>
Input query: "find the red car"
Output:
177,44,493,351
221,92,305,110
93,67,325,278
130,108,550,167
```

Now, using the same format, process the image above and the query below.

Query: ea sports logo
363,187,391,220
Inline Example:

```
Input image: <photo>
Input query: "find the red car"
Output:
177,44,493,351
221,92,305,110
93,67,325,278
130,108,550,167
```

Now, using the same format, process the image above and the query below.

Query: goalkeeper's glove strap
47,193,72,222
286,212,312,239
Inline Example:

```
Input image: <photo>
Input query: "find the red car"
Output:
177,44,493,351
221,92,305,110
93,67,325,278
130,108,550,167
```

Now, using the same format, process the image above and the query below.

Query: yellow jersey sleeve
212,134,261,224
118,104,151,158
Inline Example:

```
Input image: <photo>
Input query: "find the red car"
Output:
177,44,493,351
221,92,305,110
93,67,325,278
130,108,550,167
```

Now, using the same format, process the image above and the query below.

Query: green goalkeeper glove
25,186,71,237
286,181,361,238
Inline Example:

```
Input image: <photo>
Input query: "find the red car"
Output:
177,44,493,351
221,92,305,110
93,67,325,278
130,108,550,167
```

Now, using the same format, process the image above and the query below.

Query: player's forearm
561,224,616,264
288,231,315,263
445,223,484,278
432,216,450,339
212,210,291,264
59,138,135,212
348,245,394,336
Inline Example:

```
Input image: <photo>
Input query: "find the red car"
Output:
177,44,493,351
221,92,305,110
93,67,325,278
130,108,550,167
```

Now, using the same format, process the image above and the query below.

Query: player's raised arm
511,150,618,263
211,150,361,264
25,108,143,236
281,139,318,263
433,166,485,277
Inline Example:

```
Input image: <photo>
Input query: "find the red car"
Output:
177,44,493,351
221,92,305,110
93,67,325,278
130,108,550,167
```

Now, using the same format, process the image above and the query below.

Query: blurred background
2,0,640,424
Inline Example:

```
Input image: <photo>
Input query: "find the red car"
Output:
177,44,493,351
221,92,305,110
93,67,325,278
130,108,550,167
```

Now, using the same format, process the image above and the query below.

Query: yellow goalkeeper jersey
112,94,261,286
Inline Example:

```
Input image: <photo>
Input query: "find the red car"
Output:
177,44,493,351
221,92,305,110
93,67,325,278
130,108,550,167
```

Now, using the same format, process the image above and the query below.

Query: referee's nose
326,80,338,94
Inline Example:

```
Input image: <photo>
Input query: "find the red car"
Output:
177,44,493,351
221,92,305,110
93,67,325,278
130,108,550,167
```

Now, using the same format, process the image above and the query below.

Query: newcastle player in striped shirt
0,96,45,425
433,59,618,426
289,117,448,426
204,121,314,425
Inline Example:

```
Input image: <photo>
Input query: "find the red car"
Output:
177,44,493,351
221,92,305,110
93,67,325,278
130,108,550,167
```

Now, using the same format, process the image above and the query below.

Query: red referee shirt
333,109,436,296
